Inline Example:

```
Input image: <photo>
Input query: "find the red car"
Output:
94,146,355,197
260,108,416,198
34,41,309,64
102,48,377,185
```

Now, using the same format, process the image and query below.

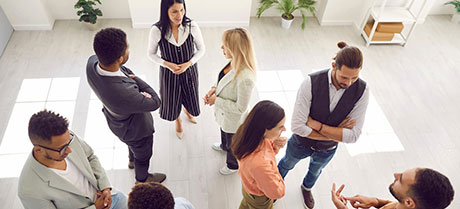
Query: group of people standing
16,0,455,209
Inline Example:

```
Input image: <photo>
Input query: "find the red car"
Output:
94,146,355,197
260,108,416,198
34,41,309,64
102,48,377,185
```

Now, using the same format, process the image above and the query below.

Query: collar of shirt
165,23,190,46
327,68,334,87
96,64,126,77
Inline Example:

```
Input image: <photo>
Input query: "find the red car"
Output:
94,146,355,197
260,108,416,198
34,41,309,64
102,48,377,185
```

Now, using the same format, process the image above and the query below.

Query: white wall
42,0,130,20
127,0,160,28
189,0,252,27
1,0,452,30
429,0,455,15
0,0,54,30
129,0,252,28
320,0,367,26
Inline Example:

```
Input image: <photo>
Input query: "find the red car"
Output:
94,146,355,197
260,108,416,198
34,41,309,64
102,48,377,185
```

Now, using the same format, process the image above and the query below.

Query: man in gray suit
18,110,127,209
86,28,165,183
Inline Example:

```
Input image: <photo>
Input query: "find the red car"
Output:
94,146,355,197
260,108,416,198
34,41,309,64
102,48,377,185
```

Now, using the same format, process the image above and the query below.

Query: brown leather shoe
136,173,167,184
128,161,134,169
301,186,315,209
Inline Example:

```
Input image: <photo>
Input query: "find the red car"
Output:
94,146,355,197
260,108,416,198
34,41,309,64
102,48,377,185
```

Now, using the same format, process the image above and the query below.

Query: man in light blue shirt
128,182,194,209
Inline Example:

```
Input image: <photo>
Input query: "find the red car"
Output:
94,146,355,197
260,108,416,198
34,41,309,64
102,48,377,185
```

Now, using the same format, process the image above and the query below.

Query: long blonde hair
222,28,256,80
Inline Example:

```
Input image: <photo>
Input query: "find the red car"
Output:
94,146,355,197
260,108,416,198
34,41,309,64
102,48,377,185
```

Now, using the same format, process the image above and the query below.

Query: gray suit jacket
18,132,111,209
86,55,161,142
214,68,256,133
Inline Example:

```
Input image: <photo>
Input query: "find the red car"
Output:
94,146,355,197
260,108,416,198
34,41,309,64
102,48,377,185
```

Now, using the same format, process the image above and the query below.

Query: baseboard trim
319,20,354,26
13,24,54,30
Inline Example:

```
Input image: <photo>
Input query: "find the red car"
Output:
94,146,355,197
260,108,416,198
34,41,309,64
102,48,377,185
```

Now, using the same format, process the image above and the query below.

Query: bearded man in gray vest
277,41,370,209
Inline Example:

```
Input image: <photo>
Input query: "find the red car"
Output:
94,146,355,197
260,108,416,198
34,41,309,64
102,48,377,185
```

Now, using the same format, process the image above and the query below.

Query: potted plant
445,1,460,23
256,0,316,29
74,0,103,30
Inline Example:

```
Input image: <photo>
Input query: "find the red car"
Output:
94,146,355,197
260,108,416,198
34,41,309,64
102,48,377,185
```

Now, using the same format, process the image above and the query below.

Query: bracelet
318,124,323,132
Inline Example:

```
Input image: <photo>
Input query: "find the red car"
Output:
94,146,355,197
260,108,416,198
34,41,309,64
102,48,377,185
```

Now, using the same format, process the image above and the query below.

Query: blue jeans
277,134,337,189
109,190,128,209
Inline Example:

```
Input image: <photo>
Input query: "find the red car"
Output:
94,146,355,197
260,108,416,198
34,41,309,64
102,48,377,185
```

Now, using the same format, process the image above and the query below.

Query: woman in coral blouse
231,100,288,209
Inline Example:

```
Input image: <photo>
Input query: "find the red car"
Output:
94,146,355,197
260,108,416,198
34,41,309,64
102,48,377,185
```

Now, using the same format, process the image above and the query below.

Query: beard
333,70,350,89
44,152,65,162
389,183,403,203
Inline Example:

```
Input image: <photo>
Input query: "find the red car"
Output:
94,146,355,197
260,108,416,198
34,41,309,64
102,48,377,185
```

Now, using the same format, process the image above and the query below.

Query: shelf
361,32,406,45
371,7,416,23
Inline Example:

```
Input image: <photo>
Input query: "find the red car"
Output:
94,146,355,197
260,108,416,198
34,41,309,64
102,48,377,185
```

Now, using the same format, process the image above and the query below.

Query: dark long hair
231,100,285,160
154,0,191,40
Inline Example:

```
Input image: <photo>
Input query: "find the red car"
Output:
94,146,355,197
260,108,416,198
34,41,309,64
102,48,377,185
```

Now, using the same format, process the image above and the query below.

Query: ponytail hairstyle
155,0,191,41
231,100,285,160
334,41,363,70
222,28,257,80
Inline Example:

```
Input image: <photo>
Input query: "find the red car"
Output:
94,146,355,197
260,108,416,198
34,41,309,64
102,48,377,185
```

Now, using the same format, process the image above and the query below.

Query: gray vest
296,69,366,150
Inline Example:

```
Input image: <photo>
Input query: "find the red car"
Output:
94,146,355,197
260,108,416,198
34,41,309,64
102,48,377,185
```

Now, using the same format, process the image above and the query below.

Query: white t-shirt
174,197,195,209
50,159,98,202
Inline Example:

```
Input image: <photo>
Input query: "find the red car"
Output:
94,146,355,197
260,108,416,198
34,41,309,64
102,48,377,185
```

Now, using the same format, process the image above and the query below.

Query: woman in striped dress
148,0,205,139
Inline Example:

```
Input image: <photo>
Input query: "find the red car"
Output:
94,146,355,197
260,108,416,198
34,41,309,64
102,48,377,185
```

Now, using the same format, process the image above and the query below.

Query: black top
218,62,231,83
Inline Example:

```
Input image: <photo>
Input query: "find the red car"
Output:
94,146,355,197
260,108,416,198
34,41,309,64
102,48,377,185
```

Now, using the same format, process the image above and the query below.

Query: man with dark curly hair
18,110,128,209
331,167,454,209
128,182,194,209
87,27,165,184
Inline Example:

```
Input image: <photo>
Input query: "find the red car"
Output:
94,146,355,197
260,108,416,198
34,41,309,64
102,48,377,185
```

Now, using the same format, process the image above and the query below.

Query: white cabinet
360,0,428,46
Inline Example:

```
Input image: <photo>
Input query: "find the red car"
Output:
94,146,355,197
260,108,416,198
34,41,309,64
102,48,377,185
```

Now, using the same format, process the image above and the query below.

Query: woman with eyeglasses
148,0,205,139
231,100,287,209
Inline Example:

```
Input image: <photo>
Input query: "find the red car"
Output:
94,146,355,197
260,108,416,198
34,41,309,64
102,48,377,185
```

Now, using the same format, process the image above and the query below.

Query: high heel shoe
176,131,183,139
187,117,197,124
176,118,183,139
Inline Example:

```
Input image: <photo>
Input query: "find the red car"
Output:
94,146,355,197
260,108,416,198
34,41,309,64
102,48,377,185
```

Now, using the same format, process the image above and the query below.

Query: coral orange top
237,138,285,199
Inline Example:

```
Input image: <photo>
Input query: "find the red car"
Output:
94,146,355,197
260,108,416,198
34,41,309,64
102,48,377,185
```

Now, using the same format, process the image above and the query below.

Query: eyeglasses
34,133,74,155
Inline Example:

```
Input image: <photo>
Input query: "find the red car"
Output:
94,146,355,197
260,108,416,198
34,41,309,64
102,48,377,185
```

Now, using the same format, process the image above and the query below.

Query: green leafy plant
445,1,460,13
256,0,316,29
74,0,103,24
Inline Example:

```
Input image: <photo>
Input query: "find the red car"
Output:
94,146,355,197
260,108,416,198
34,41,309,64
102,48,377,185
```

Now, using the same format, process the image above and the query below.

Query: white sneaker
219,166,238,175
212,142,225,152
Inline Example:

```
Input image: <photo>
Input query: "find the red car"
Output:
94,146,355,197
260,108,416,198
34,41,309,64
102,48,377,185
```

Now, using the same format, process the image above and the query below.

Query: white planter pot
451,13,460,24
281,16,294,29
83,21,101,31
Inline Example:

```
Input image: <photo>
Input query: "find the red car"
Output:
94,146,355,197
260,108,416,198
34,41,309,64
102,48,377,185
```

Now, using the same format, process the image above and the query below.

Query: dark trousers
126,135,153,181
220,129,238,169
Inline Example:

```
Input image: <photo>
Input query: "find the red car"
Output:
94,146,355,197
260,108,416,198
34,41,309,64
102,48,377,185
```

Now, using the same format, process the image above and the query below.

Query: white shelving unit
360,0,428,47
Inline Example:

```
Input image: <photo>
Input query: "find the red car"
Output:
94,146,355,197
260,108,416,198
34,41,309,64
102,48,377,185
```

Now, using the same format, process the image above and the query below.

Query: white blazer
214,67,256,133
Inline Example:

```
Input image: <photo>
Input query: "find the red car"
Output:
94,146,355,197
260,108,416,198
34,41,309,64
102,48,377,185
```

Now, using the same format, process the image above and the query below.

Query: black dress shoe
136,173,167,184
301,186,315,209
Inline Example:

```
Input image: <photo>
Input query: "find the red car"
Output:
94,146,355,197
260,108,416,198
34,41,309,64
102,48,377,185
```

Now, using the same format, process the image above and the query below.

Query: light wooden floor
0,16,459,209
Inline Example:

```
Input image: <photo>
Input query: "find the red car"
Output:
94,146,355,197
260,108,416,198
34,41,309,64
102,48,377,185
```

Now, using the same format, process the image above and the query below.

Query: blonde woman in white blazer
204,28,257,175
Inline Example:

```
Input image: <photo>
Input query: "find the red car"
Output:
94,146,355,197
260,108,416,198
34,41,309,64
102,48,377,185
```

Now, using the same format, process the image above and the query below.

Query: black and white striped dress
157,26,200,121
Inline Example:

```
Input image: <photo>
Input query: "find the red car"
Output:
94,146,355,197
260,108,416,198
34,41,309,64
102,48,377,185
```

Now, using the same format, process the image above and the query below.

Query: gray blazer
86,55,161,142
18,132,111,209
214,68,256,133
